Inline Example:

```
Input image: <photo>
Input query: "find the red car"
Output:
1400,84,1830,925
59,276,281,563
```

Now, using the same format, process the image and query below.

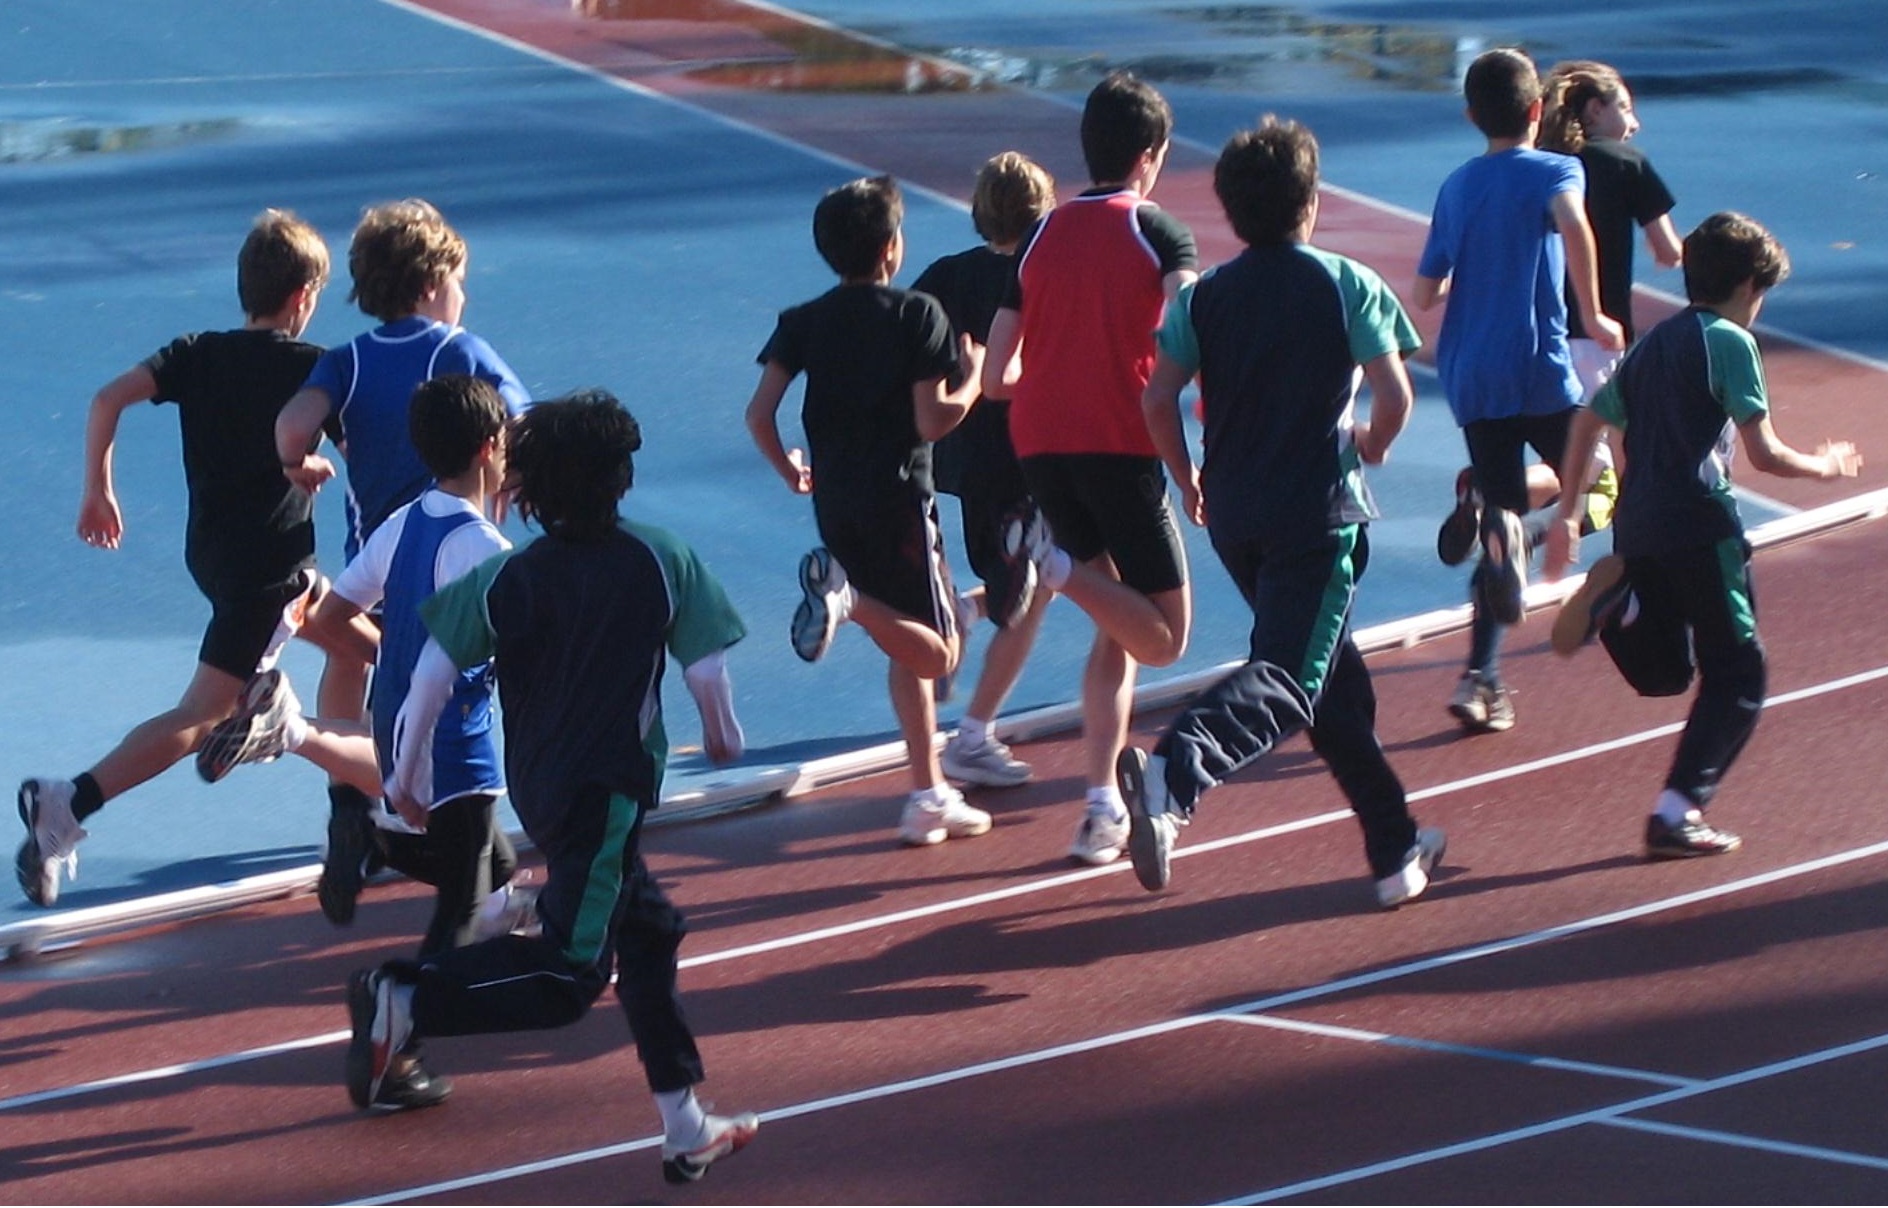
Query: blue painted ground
3,0,1881,915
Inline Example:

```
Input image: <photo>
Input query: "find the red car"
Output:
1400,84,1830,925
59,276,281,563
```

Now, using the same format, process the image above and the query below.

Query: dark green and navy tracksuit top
1591,305,1768,560
419,519,745,847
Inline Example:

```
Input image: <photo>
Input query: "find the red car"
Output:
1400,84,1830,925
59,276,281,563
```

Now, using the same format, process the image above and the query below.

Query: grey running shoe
196,668,300,783
1117,747,1182,891
791,547,851,663
16,778,85,908
941,731,1032,787
1447,672,1515,734
1376,826,1448,908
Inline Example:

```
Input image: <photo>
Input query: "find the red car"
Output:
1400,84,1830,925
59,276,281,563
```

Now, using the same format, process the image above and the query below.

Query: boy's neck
433,470,493,512
840,273,892,287
1485,134,1534,153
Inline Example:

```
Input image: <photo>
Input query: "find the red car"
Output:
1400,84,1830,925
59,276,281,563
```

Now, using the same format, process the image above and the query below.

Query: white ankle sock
1039,546,1072,591
1086,785,1126,822
655,1087,706,1143
910,784,953,808
282,709,309,753
958,716,992,748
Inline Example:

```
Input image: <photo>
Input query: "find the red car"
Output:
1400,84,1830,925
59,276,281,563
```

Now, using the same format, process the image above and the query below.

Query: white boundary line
1598,1115,1888,1173
1225,1030,1888,1204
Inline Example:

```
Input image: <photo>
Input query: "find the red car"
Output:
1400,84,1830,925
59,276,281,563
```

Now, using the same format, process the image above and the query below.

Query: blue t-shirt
303,317,528,556
1418,148,1585,425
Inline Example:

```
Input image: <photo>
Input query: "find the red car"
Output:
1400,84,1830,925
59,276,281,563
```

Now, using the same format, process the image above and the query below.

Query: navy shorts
1021,452,1187,596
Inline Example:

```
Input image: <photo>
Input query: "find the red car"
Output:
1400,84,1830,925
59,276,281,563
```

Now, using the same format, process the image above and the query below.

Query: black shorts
199,569,316,680
1021,452,1187,596
813,490,957,636
1462,409,1575,514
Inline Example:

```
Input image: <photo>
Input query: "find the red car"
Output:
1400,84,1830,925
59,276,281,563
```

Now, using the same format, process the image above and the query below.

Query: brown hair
1683,212,1791,306
1214,116,1319,247
1540,60,1626,155
1464,48,1542,141
971,152,1056,246
347,199,467,323
237,209,329,318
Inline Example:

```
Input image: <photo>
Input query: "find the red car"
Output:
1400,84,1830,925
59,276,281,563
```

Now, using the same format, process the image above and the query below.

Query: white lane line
9,662,1886,1117
1598,1115,1888,1172
1223,1030,1888,1204
352,839,1888,1202
0,1030,347,1114
1218,1014,1699,1089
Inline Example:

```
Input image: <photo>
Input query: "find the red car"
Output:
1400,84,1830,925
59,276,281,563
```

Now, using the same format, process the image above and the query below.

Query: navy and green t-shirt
419,519,745,839
1155,242,1421,544
1592,306,1769,557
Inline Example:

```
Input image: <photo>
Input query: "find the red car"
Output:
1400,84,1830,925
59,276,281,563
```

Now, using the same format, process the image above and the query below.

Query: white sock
282,709,309,753
1086,785,1126,822
1039,546,1072,591
955,590,980,635
910,783,953,809
958,716,993,748
655,1087,706,1143
1654,789,1695,826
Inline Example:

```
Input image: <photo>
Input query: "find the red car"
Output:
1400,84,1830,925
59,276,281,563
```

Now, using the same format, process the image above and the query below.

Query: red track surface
7,520,1888,1204
8,2,1888,1203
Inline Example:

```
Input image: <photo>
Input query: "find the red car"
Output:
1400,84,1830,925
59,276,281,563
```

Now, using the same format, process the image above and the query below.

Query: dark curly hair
505,389,642,540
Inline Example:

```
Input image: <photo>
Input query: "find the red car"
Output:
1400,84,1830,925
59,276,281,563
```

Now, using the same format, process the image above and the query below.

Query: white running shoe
16,777,86,907
1376,826,1448,909
941,731,1032,787
898,789,993,847
1117,747,1185,891
196,668,301,783
472,876,541,941
1068,805,1130,866
662,1107,760,1184
790,547,852,663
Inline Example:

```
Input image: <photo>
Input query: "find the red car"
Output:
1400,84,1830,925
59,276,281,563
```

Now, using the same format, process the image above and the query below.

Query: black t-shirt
1566,140,1676,342
142,328,324,596
757,284,957,502
911,245,1014,496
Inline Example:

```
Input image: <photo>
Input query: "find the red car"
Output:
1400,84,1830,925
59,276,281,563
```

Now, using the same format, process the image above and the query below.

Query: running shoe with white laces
16,777,86,907
1375,826,1448,908
941,731,1032,787
790,547,852,663
897,789,993,847
662,1108,760,1184
1645,810,1742,860
1067,805,1130,866
196,668,300,783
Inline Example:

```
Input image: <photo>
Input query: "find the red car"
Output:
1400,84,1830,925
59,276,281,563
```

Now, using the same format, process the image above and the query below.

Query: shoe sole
790,549,839,663
15,781,68,908
940,754,1032,788
196,670,291,783
1117,748,1172,891
1437,497,1480,566
1551,556,1628,657
1645,835,1742,860
319,812,376,925
344,971,377,1110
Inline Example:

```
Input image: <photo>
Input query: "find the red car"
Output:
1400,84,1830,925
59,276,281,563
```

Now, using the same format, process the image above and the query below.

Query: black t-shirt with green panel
1592,306,1768,557
141,327,323,597
1154,243,1421,545
420,520,745,836
757,283,958,503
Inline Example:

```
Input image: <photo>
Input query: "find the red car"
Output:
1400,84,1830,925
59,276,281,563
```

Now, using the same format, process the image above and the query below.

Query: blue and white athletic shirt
302,317,528,558
334,490,510,827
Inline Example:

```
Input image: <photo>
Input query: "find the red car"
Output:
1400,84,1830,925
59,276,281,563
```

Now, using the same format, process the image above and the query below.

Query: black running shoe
1436,469,1481,566
319,806,379,926
1478,508,1528,625
1645,811,1742,860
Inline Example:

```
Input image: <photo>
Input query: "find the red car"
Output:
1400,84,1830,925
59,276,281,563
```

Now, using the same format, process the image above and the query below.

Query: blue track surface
3,0,1883,914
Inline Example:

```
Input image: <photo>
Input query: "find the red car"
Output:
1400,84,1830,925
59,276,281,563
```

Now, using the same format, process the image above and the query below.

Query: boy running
16,211,347,907
980,71,1200,866
745,175,991,846
274,199,528,925
351,391,757,1184
1123,117,1445,907
1546,211,1860,858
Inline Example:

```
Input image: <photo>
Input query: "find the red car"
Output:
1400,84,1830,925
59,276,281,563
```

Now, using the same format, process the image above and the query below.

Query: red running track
7,518,1888,1204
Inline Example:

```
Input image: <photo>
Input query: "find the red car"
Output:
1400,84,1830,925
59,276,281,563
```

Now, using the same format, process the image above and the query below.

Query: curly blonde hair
347,199,467,322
